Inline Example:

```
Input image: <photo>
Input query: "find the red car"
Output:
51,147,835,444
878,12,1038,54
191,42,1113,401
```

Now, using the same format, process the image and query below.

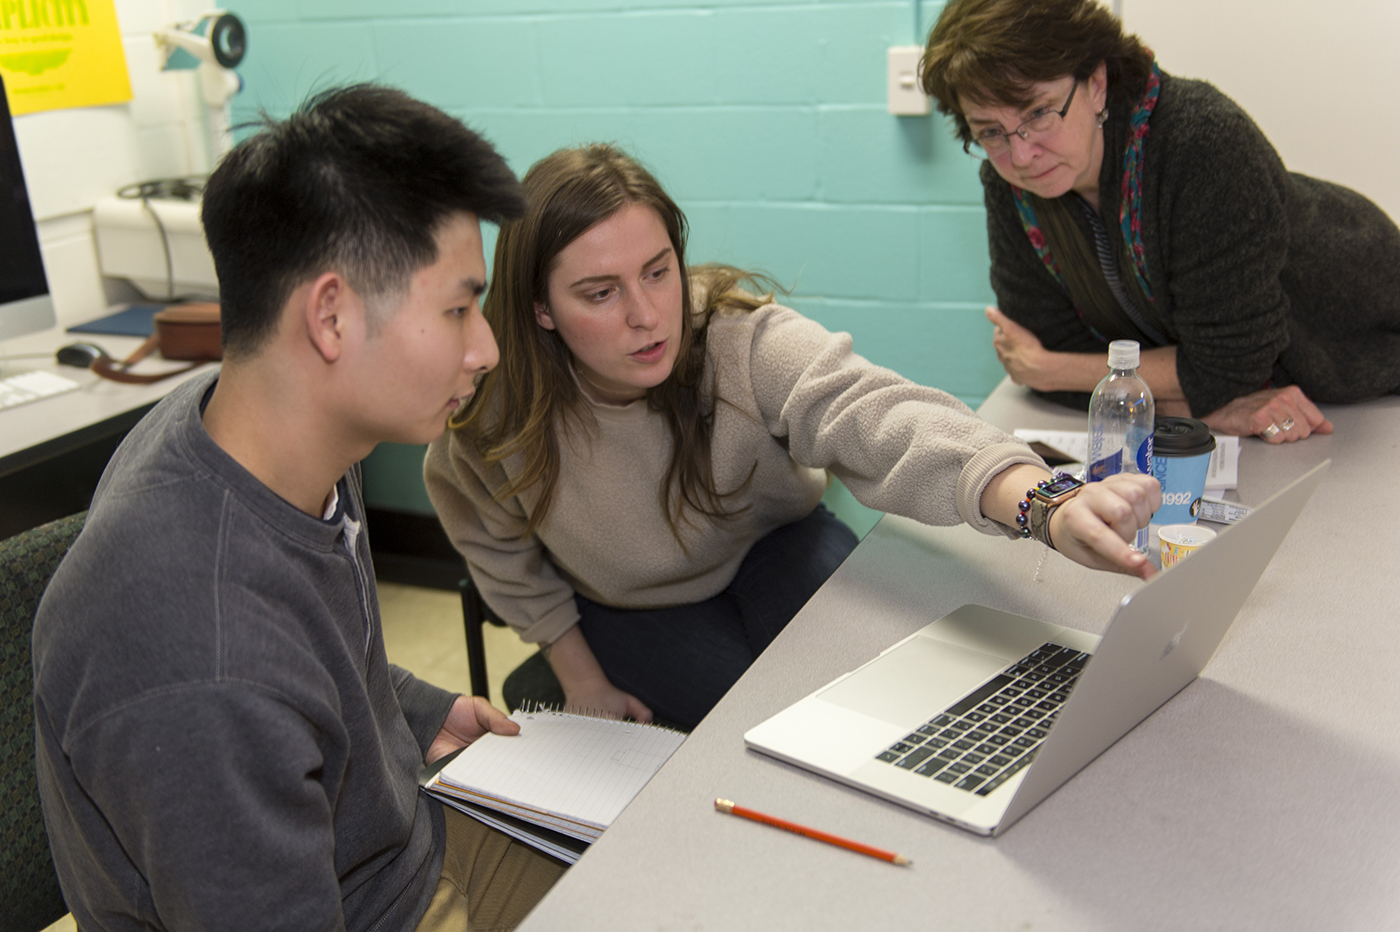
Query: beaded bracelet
1016,473,1072,549
1015,491,1034,539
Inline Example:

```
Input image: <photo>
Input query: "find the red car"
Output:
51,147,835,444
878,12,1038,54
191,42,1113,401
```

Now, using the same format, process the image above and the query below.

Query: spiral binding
515,700,687,737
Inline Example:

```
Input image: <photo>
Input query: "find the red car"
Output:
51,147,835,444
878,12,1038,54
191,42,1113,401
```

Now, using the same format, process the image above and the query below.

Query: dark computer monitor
0,73,57,351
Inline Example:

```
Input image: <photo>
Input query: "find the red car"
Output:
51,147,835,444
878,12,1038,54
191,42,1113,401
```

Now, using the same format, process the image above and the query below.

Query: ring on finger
1279,416,1296,432
1260,422,1282,440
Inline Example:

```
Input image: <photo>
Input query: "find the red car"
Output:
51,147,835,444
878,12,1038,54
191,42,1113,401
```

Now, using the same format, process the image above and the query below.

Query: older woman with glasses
921,0,1400,443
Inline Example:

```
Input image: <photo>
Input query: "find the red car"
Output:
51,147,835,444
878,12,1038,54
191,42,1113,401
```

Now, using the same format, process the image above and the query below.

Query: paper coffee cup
1158,524,1217,568
1152,417,1216,525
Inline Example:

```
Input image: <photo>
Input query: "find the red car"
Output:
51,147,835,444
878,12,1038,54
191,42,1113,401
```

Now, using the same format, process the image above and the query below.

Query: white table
0,317,216,478
517,379,1400,932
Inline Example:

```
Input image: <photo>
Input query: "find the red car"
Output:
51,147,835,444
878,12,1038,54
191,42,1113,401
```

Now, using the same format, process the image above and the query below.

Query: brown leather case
91,303,222,384
152,302,222,361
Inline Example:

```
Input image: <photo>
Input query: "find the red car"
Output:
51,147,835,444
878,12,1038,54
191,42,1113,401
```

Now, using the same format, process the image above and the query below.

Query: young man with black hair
33,85,564,931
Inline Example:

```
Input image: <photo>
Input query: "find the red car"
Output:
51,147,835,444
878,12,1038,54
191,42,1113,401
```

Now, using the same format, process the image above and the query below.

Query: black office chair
458,576,563,710
1,512,84,932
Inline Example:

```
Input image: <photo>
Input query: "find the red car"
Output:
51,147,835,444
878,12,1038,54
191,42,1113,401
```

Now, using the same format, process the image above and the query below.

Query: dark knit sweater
983,71,1400,416
33,373,457,932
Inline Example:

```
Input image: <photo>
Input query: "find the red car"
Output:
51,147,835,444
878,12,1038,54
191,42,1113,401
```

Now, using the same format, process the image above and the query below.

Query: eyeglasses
967,80,1080,158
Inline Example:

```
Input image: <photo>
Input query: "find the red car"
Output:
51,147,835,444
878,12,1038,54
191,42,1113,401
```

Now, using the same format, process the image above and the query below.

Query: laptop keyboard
874,643,1089,796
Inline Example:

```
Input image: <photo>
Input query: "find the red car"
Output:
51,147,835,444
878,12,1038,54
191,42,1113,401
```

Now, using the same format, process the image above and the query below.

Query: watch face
1039,475,1083,498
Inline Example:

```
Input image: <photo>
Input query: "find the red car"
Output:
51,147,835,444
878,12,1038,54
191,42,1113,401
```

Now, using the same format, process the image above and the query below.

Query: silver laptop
745,461,1328,836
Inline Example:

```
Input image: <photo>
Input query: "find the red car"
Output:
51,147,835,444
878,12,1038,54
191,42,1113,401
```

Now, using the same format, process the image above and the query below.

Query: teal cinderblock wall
228,1,1004,533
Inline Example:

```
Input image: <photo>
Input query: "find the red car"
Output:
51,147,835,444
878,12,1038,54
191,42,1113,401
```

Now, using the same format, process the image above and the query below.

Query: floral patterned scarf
1012,61,1163,327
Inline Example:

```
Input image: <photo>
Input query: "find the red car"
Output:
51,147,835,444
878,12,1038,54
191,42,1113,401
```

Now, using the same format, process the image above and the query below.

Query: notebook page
435,709,686,832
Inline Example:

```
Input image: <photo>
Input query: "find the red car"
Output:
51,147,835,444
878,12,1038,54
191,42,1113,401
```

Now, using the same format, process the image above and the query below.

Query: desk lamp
153,12,248,169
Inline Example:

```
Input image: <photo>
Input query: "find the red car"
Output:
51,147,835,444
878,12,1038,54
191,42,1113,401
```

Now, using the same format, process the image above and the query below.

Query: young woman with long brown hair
426,144,1158,729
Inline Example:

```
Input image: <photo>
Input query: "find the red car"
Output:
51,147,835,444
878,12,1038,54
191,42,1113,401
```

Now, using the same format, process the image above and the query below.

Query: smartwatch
1029,474,1084,550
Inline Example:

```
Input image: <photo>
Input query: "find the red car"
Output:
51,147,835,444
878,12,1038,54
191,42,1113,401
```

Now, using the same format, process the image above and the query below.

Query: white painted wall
1121,0,1399,221
11,0,216,327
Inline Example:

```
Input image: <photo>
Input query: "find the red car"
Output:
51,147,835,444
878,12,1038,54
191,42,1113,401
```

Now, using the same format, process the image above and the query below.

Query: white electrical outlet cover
887,46,931,116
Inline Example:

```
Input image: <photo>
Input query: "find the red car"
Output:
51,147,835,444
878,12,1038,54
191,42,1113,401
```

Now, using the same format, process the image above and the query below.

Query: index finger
1059,480,1158,578
1048,510,1145,580
1081,509,1156,579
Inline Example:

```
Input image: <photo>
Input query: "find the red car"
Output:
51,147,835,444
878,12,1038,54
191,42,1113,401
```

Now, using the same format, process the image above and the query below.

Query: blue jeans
576,504,859,729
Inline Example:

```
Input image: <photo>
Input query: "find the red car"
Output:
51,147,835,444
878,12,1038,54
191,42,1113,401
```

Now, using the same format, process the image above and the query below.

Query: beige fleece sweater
425,302,1044,645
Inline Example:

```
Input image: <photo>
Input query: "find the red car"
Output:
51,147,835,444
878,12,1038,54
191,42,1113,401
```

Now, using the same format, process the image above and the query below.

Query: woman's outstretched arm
981,463,1160,580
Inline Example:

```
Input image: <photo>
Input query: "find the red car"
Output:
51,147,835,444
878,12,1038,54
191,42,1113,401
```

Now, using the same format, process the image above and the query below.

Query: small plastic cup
1158,524,1217,569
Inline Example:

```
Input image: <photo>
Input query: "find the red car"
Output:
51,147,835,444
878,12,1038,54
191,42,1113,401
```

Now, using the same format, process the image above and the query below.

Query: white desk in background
517,378,1400,932
0,318,217,479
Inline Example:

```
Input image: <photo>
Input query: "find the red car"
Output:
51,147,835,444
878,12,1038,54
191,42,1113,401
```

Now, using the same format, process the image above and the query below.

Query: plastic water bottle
1087,340,1154,554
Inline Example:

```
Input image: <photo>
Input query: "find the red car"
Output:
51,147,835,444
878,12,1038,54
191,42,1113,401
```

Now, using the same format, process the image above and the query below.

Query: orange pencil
713,799,911,866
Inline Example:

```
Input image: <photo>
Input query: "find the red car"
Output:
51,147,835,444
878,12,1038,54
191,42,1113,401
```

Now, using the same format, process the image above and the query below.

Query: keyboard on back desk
874,643,1089,796
0,370,80,410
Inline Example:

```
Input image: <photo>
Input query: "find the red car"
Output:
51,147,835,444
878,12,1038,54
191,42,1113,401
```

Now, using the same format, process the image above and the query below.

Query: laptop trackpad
818,638,1011,728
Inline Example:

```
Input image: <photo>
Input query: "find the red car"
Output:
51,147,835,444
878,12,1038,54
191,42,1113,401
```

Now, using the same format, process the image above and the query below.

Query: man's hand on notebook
427,695,522,764
1051,473,1161,580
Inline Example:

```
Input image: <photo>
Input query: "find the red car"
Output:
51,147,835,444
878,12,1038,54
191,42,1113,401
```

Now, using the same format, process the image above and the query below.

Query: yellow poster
0,0,132,116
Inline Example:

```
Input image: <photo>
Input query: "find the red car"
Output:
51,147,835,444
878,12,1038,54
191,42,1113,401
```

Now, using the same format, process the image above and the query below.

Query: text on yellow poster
0,0,133,116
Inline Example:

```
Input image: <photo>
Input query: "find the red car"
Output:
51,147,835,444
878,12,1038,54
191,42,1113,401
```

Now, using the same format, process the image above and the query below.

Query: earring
1096,108,1109,127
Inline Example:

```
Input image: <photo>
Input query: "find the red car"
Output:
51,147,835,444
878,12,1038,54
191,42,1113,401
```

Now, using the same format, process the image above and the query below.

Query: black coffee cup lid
1154,416,1217,456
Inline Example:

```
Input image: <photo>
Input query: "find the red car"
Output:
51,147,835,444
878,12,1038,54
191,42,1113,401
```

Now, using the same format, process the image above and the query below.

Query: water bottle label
1135,434,1153,474
1088,450,1122,482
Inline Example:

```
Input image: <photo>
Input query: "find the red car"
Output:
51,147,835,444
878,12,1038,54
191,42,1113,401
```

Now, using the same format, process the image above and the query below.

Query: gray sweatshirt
33,373,457,932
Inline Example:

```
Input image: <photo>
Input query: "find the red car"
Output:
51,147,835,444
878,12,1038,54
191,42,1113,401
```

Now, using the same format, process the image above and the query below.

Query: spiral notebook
423,707,686,861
